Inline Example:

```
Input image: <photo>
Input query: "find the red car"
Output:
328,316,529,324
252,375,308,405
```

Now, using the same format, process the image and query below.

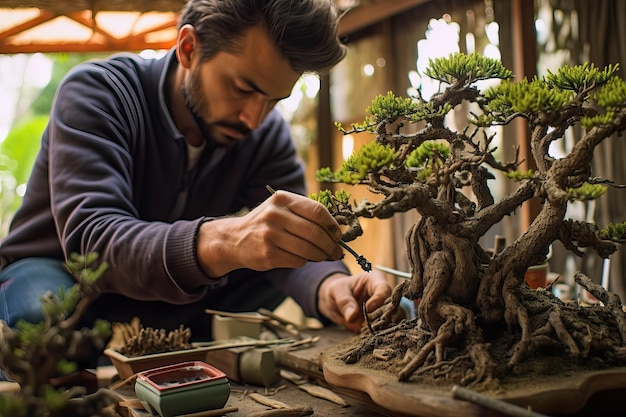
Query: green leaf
0,115,48,186
424,52,513,85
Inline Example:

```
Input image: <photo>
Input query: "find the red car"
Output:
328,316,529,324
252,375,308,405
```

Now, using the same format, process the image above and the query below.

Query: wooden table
101,326,626,417
109,326,401,417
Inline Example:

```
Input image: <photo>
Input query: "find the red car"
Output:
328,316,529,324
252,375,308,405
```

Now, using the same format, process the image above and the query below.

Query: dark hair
178,0,347,74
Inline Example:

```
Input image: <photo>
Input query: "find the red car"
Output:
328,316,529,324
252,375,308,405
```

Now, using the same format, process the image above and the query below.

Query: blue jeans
0,258,75,327
0,258,76,381
0,257,285,339
0,257,285,379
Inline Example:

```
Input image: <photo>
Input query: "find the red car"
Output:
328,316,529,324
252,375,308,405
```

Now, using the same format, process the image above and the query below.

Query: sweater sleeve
266,260,350,319
47,61,212,304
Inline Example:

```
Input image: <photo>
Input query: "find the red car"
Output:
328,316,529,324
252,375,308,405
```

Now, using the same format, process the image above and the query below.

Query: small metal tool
266,185,372,272
374,264,412,279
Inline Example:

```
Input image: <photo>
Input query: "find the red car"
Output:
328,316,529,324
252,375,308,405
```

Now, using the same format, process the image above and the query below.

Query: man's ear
176,24,197,69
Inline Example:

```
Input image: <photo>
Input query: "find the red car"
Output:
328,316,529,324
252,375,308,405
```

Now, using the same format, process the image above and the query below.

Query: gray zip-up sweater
0,49,348,319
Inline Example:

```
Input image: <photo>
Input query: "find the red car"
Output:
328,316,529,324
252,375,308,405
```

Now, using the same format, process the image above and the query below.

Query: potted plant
0,253,121,417
314,53,626,414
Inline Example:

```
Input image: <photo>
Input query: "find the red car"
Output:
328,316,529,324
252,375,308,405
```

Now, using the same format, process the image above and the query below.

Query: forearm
196,216,245,278
76,217,214,303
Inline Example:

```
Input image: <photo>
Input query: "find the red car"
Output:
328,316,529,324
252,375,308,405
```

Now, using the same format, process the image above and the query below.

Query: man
0,0,390,349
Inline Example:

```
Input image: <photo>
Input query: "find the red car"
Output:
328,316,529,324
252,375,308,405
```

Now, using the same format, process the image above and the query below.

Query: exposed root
575,272,626,342
398,302,489,384
336,278,626,394
370,280,408,331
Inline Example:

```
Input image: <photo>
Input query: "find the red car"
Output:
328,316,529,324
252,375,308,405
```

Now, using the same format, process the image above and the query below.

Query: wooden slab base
322,353,626,417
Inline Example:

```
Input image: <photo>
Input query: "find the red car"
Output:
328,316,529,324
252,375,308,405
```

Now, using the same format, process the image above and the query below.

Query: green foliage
335,189,352,204
504,169,535,181
405,140,450,168
65,252,109,284
309,189,334,209
408,102,454,122
335,93,452,133
567,182,607,201
14,252,110,342
315,167,336,183
0,252,112,417
481,63,620,125
0,115,47,186
600,221,626,241
55,359,78,376
544,62,619,92
319,52,626,282
42,385,68,412
30,52,109,116
581,111,616,129
30,253,107,323
365,92,418,124
423,52,513,85
0,395,28,417
335,92,418,132
0,115,49,236
406,141,450,182
318,142,399,185
1,52,109,238
416,167,433,181
41,285,81,321
593,76,626,109
92,318,112,336
16,320,46,348
309,189,352,211
485,77,574,116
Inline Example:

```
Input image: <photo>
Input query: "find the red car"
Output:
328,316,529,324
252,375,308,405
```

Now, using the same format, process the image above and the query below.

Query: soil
323,285,626,399
327,330,610,396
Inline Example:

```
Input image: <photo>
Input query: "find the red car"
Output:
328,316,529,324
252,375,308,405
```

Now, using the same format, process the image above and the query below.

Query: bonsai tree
314,53,626,391
0,253,121,417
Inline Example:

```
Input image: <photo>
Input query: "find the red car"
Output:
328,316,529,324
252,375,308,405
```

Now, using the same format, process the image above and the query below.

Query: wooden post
511,0,542,230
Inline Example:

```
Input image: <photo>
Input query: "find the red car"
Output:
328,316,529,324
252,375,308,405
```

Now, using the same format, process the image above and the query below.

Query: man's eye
236,86,254,95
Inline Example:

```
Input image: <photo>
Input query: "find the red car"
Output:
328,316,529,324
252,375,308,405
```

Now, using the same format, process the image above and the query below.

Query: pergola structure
0,0,431,54
0,0,538,227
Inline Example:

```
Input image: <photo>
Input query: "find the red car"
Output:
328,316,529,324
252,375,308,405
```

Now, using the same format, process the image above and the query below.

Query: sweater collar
157,48,184,142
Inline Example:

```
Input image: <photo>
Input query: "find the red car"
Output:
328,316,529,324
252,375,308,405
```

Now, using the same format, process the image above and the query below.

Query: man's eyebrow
242,76,290,101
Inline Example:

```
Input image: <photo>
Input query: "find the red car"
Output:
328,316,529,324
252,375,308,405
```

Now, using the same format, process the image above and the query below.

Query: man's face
183,26,301,146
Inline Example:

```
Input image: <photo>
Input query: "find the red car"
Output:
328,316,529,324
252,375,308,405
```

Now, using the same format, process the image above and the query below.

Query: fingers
265,191,343,261
262,223,339,265
270,190,343,240
197,190,345,274
318,272,392,333
363,274,392,311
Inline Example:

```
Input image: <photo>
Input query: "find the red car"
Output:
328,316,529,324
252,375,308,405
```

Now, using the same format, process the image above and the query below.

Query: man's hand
317,270,391,332
197,190,345,278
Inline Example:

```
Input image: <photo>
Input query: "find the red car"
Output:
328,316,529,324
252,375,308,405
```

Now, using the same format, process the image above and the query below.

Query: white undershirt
187,140,206,172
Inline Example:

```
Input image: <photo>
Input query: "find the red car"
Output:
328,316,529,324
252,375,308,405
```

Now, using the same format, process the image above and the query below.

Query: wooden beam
338,0,431,37
0,9,178,54
511,0,541,229
0,40,175,54
67,11,120,43
124,18,179,44
0,10,56,41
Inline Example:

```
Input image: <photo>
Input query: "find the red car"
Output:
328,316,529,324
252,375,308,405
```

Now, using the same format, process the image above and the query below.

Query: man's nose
238,96,269,130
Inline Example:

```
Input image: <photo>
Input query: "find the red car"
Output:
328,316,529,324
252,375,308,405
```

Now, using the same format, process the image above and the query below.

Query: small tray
104,347,210,380
134,361,230,417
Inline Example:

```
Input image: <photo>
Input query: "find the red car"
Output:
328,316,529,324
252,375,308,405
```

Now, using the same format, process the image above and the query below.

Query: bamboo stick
451,385,551,417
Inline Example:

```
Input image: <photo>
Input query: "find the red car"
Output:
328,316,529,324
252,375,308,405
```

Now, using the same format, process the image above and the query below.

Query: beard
182,67,210,134
181,68,251,146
